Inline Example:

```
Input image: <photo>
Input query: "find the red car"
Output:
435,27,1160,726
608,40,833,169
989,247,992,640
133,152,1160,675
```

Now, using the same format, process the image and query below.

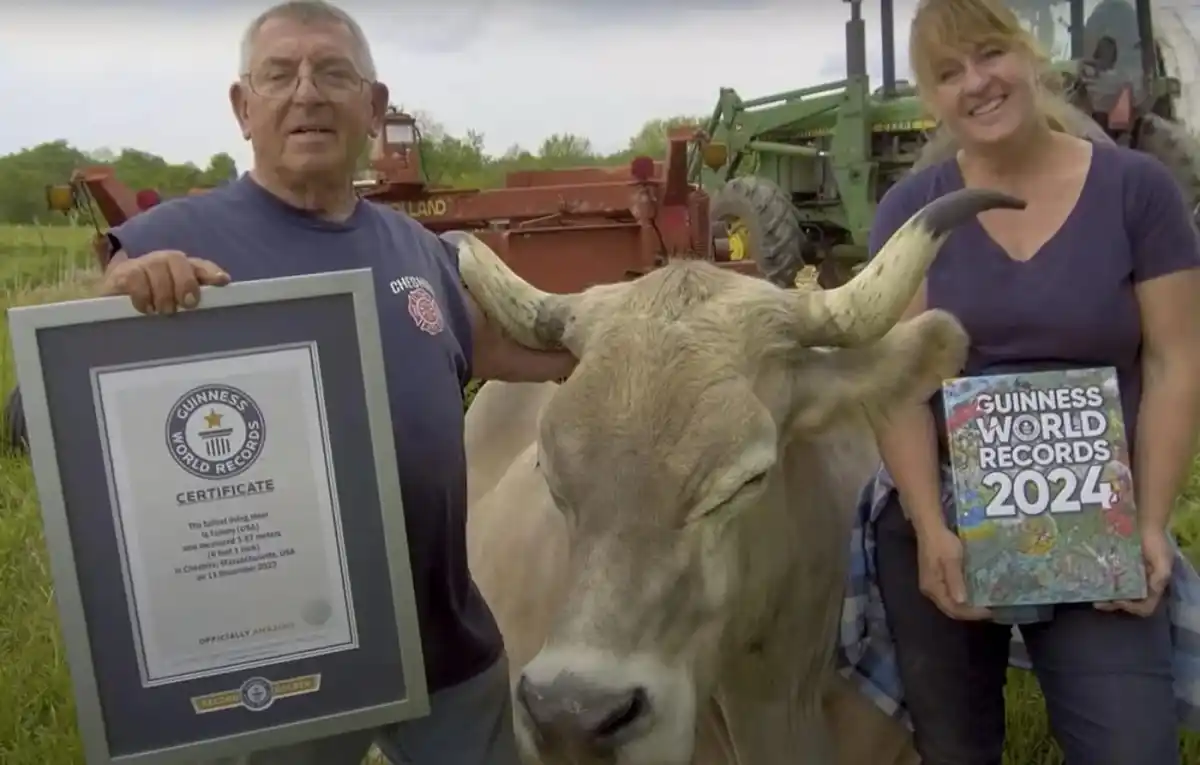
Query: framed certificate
9,269,428,764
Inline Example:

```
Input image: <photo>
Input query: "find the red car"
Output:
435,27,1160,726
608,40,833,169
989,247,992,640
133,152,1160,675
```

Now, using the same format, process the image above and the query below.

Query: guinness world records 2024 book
942,367,1147,608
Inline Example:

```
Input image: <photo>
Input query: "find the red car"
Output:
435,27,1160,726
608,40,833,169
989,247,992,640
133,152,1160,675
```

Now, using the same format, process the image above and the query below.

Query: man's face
230,17,387,181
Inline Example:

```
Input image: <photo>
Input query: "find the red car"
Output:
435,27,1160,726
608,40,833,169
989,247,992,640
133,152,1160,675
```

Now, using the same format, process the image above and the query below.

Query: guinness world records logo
239,676,275,711
165,384,266,480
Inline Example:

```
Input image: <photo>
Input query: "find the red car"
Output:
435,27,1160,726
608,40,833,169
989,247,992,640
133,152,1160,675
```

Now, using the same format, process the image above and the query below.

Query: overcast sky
5,0,1199,173
0,1,918,171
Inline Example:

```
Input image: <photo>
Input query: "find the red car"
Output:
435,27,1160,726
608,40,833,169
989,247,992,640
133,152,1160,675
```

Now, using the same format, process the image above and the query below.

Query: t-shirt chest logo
388,275,444,335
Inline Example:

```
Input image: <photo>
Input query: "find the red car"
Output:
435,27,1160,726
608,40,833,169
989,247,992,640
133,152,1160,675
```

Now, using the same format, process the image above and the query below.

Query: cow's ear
785,310,967,433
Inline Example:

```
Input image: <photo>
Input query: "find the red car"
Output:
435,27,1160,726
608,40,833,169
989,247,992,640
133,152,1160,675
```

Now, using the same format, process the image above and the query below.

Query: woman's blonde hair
908,0,1079,134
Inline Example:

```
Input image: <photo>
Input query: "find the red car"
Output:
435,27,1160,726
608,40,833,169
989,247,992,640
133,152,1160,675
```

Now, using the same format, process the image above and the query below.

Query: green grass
0,223,1198,763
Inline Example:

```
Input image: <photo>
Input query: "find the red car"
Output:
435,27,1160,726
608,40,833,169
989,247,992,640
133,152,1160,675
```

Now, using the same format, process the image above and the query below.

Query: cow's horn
441,231,575,350
797,188,1026,346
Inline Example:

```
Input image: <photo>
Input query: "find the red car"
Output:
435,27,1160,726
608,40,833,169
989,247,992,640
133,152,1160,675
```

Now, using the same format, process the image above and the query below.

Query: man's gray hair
239,0,378,80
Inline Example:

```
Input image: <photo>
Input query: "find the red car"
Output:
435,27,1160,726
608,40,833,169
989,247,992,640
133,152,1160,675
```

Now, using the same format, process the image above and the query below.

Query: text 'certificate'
93,344,359,687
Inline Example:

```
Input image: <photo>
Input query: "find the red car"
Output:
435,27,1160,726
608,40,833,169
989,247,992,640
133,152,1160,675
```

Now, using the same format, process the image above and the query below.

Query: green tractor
695,0,1200,289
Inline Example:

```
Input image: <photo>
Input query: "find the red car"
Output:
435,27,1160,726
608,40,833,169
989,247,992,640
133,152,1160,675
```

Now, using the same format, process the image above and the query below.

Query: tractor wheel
3,386,28,455
710,177,803,288
1135,114,1200,228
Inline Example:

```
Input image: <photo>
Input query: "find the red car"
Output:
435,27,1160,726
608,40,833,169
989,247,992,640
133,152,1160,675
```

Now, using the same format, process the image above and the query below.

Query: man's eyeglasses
245,63,367,100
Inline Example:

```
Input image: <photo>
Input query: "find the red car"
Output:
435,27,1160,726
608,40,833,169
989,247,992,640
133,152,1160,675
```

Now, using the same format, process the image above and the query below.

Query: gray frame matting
7,269,429,764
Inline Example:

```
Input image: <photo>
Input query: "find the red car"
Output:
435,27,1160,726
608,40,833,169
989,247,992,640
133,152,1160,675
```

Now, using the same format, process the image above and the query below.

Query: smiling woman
908,0,1089,140
842,0,1200,763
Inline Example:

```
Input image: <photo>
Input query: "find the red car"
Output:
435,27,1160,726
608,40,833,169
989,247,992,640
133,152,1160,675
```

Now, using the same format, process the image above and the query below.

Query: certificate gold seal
190,674,321,714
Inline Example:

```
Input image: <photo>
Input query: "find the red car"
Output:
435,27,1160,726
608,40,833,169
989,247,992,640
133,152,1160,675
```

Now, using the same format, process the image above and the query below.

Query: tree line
0,113,702,226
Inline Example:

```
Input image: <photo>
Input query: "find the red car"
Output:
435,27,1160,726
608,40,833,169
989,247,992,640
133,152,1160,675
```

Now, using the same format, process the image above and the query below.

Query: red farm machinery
355,109,760,292
45,109,761,294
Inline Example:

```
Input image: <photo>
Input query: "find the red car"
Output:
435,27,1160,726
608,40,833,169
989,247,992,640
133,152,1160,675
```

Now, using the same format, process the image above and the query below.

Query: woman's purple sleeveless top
868,143,1200,456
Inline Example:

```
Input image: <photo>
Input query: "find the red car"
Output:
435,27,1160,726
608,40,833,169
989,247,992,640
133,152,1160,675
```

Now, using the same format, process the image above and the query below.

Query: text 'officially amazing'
974,385,1111,470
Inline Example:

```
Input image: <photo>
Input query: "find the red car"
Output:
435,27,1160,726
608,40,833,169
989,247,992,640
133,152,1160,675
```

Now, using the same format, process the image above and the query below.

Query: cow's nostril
591,686,650,741
516,672,651,747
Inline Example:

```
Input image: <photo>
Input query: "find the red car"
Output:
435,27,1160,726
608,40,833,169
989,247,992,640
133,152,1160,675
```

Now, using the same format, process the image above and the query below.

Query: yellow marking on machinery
393,198,449,218
45,185,76,212
794,118,937,139
727,220,750,261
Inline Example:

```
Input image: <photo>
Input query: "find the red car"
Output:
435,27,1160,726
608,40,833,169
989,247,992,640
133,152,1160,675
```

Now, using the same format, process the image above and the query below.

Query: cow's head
444,187,1023,765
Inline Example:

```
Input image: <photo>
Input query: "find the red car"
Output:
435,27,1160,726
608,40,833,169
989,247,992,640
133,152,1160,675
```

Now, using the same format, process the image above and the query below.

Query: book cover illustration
942,367,1147,608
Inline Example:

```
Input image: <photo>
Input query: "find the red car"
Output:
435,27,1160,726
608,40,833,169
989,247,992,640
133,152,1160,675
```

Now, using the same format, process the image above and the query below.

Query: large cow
466,381,921,765
452,187,1025,765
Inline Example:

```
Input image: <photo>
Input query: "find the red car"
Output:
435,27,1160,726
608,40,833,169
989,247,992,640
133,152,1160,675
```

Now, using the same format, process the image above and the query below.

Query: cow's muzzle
517,671,652,750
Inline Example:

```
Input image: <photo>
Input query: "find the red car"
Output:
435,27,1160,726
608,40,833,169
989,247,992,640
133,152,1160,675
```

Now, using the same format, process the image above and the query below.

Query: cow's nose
517,672,651,745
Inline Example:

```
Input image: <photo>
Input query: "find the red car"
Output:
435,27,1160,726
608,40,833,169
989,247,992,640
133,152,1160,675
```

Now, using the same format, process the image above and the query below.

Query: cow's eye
686,470,770,524
740,471,768,491
723,471,769,507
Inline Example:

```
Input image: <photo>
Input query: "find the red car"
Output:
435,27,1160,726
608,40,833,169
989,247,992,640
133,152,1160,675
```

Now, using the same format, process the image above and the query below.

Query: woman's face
923,41,1040,149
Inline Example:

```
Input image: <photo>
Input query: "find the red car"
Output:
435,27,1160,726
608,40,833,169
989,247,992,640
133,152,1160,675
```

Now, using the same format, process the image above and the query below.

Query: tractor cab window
385,121,415,146
1012,0,1146,106
1012,0,1143,78
1012,0,1069,58
1081,0,1140,80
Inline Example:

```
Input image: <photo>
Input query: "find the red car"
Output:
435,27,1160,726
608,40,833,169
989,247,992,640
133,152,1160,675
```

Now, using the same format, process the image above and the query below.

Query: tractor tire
3,386,28,455
1135,114,1200,228
710,177,804,288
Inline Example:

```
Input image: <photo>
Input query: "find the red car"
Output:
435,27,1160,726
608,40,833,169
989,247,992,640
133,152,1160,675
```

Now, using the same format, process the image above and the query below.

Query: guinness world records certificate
94,344,358,687
9,270,428,764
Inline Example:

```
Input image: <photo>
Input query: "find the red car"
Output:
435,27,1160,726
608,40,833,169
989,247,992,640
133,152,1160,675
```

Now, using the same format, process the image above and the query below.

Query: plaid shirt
836,465,1200,732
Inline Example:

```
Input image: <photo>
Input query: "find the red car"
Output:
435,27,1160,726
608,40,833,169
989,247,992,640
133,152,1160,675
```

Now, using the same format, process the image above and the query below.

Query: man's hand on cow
916,524,993,621
102,250,230,315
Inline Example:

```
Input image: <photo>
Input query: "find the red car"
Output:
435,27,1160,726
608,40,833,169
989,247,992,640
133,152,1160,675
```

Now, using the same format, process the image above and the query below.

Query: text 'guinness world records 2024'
93,344,358,688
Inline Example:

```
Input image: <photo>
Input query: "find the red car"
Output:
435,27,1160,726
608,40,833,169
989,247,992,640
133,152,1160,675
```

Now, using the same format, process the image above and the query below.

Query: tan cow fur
466,379,919,765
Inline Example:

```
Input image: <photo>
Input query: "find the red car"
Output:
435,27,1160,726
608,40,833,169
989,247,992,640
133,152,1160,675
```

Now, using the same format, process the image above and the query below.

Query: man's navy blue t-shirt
109,175,501,691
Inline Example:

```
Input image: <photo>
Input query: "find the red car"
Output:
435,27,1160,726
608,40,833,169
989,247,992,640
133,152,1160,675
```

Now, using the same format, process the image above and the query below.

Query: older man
97,1,573,763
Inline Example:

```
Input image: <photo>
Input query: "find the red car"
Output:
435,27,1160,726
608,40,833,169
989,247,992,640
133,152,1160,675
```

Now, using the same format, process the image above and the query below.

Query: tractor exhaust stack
845,0,867,79
881,0,896,96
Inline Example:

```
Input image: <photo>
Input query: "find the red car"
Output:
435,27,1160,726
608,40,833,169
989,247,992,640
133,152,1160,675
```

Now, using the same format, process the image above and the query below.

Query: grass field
0,223,1199,764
